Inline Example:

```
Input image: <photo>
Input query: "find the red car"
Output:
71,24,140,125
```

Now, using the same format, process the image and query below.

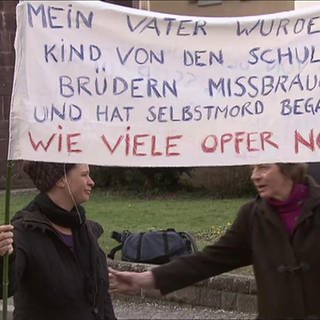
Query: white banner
8,1,320,166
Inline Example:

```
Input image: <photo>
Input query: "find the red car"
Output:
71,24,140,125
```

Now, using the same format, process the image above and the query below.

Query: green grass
0,190,252,275
0,190,250,249
0,190,253,275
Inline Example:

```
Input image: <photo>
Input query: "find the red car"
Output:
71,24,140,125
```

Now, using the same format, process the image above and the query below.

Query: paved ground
113,295,256,320
1,295,256,319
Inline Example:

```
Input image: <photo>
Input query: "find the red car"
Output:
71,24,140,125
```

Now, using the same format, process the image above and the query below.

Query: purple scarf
267,184,309,234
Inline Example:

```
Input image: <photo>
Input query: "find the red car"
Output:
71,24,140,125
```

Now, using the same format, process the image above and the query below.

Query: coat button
277,265,286,272
300,262,310,272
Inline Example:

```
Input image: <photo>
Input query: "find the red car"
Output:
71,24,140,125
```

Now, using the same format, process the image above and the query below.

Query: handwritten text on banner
8,1,320,166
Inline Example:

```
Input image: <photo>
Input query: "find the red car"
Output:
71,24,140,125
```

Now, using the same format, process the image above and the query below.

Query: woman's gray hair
277,163,308,184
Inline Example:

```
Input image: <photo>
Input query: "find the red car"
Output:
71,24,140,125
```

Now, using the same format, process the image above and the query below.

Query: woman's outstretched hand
109,268,156,294
0,224,14,256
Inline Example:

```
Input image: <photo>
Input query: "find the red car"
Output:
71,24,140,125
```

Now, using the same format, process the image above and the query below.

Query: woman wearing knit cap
109,163,320,319
0,161,116,320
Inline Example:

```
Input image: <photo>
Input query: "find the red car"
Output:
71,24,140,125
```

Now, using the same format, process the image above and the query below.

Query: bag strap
110,231,124,243
107,244,123,260
108,230,131,260
179,231,198,253
136,232,144,261
162,232,169,255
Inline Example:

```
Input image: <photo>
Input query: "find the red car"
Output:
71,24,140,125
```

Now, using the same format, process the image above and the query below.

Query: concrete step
113,294,256,319
109,260,258,315
0,292,256,320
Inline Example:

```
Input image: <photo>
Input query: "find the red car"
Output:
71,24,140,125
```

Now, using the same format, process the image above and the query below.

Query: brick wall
0,0,20,189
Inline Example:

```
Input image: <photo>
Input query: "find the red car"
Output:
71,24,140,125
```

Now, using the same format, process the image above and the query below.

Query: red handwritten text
201,131,279,153
101,127,182,156
295,129,320,153
28,125,82,153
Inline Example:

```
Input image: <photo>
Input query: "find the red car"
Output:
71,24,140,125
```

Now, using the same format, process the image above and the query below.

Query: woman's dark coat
0,204,115,320
152,176,320,319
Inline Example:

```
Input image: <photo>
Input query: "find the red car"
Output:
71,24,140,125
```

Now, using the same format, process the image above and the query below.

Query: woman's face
64,164,95,205
251,164,294,200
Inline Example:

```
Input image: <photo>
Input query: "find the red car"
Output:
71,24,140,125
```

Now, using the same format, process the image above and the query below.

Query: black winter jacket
0,204,116,320
152,176,320,319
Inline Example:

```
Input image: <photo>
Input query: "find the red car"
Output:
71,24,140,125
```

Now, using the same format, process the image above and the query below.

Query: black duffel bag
107,228,198,264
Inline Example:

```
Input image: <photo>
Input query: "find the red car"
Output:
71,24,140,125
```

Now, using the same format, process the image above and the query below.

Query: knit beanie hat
23,161,76,193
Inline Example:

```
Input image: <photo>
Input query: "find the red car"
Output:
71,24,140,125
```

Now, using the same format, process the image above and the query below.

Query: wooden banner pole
2,160,13,320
